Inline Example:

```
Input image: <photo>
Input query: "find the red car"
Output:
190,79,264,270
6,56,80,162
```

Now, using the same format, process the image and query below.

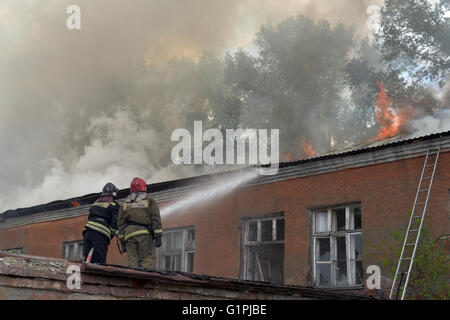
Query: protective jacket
84,196,119,241
118,192,162,242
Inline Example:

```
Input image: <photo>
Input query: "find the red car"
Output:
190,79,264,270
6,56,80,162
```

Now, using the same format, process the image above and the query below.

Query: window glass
261,220,273,241
158,228,195,272
244,215,285,284
174,254,182,271
186,252,194,273
173,231,183,250
316,238,330,261
317,264,331,285
276,218,285,241
351,233,362,259
165,232,173,251
186,229,195,251
353,207,362,229
63,241,83,261
336,236,348,286
68,244,74,260
315,210,328,233
248,221,257,241
313,205,362,287
334,208,346,231
355,261,364,285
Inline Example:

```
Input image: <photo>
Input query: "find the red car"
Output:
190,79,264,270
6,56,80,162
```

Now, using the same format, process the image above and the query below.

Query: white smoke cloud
0,0,389,212
410,109,450,137
0,106,201,210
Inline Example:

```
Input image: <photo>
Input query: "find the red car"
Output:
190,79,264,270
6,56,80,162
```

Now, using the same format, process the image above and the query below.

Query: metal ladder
389,146,441,300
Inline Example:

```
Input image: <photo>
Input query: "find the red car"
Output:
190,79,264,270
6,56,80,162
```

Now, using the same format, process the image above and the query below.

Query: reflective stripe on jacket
85,221,112,240
124,229,150,241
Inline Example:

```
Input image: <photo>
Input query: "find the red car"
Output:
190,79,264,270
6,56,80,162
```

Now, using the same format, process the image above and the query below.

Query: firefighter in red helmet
117,177,162,269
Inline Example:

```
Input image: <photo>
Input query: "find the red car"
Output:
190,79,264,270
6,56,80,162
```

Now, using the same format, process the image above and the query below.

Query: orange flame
71,201,80,207
283,153,293,162
373,81,414,141
300,140,316,158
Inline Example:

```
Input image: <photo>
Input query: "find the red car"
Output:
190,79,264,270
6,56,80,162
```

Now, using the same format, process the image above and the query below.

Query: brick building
1,131,449,296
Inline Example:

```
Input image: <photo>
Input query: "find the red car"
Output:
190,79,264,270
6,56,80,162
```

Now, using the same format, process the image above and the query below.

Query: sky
1,0,436,212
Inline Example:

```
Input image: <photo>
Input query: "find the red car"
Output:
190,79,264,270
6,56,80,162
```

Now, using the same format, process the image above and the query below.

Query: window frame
62,240,84,262
242,213,285,283
312,204,363,288
157,226,195,273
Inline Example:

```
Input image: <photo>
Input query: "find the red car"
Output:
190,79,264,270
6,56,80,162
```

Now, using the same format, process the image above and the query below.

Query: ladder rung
425,164,435,167
419,189,428,192
423,176,432,180
405,243,415,246
402,257,412,260
409,229,419,232
416,202,426,205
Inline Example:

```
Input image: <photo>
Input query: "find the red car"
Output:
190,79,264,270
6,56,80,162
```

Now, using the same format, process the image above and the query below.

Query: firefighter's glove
154,234,162,248
120,239,127,253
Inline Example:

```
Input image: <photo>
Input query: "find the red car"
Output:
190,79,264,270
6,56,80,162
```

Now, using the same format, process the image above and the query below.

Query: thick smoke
0,0,404,211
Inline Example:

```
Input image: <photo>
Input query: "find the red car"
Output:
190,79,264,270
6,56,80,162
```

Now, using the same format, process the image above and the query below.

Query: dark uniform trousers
83,229,109,264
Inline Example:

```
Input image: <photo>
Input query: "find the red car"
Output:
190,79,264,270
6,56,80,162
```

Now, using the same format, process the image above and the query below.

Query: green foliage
369,218,449,300
376,0,450,87
122,6,450,171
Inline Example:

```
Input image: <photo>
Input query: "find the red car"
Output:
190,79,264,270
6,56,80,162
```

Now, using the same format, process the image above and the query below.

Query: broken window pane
276,218,285,241
245,216,285,284
261,220,273,242
355,260,364,285
336,237,348,286
317,264,331,285
353,207,362,229
334,208,346,231
248,221,257,242
351,233,362,259
316,238,330,261
315,211,328,233
186,229,195,251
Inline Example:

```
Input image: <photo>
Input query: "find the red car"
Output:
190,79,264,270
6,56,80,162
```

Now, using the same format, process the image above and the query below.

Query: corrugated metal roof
2,130,449,218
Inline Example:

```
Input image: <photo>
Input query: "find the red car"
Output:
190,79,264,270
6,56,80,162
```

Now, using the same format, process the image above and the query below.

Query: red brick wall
1,151,449,287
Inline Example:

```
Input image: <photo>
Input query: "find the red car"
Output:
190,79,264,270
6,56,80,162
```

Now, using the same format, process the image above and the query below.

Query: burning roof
1,130,449,220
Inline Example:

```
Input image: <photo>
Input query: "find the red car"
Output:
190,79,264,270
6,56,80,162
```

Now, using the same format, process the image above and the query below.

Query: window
1,247,24,254
63,240,84,261
157,227,195,272
312,204,363,288
243,214,284,284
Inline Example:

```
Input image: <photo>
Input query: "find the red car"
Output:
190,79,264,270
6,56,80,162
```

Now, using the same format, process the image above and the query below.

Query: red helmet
130,177,147,193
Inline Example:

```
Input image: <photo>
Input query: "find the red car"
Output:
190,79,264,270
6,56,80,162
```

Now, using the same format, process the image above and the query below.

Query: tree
223,15,356,158
367,219,449,299
376,0,450,87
